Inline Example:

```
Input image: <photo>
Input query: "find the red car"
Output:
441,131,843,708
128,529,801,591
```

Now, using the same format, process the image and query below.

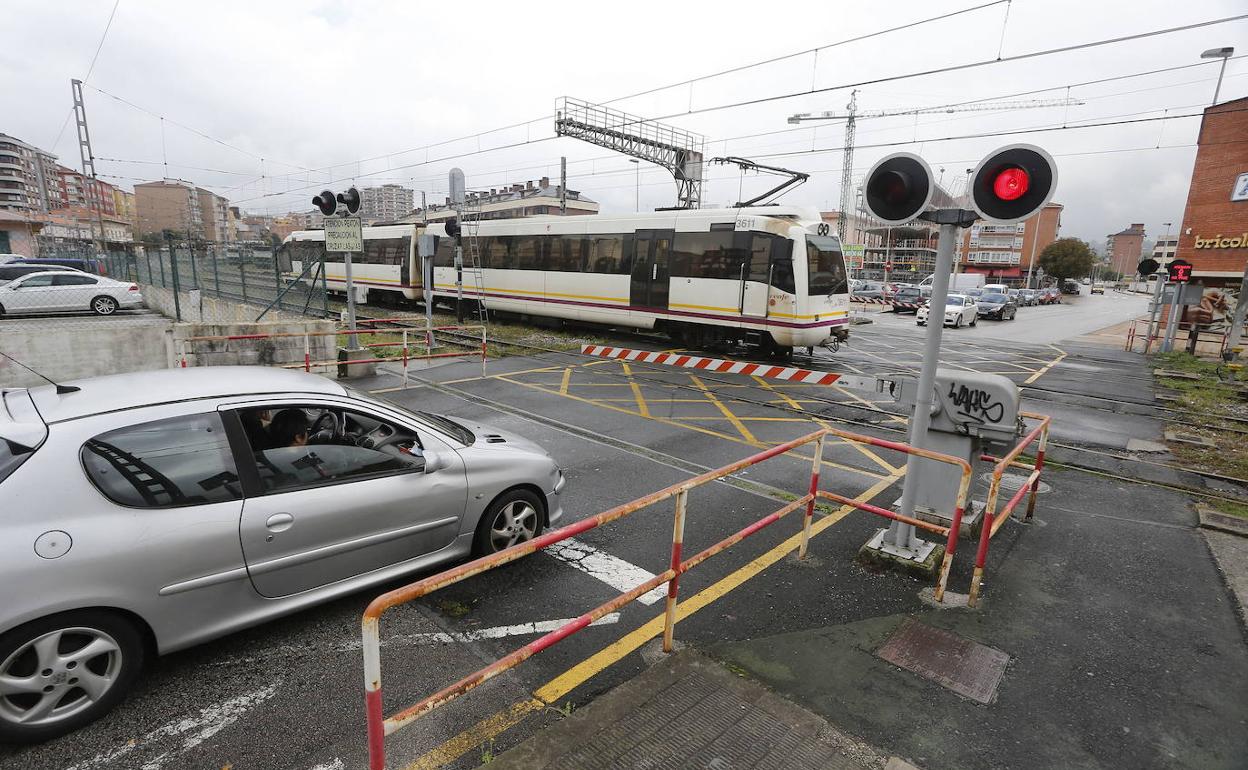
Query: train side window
434,236,455,268
589,234,623,273
672,232,737,279
491,236,515,270
513,236,543,270
770,238,796,294
548,236,578,272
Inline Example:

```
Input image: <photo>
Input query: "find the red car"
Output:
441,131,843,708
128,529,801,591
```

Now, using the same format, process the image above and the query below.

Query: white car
0,270,143,316
917,293,978,327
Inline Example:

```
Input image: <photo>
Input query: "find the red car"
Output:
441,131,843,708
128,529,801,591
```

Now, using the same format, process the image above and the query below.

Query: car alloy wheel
475,489,545,555
0,611,143,743
91,296,117,315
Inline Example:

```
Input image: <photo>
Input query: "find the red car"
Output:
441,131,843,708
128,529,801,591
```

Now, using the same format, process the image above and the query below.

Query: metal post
560,156,567,215
1162,281,1182,352
886,221,959,554
167,234,182,322
1145,274,1167,352
344,250,360,337
454,243,464,323
320,249,329,319
423,252,434,356
239,249,248,304
274,249,283,312
662,489,688,653
304,332,311,372
213,245,221,297
402,330,409,387
157,243,166,287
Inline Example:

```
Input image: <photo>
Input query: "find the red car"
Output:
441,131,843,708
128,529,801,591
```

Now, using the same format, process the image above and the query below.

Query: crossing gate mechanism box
894,370,1022,532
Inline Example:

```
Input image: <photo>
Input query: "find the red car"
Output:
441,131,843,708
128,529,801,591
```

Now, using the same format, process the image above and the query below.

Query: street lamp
1201,47,1234,105
629,159,640,211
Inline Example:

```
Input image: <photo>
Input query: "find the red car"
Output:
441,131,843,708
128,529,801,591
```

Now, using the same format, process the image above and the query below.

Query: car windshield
805,235,848,295
343,386,475,445
982,292,1008,303
946,296,965,306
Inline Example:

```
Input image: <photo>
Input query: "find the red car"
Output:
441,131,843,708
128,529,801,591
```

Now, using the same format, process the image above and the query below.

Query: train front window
806,235,848,296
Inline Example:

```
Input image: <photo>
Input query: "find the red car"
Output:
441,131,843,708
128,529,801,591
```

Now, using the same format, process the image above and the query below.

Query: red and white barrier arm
579,345,892,394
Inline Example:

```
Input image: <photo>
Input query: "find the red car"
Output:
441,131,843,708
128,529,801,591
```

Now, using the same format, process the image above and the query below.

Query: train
278,207,851,355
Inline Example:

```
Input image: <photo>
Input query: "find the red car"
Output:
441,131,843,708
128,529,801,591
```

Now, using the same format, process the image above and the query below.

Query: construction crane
787,95,1084,243
708,157,809,207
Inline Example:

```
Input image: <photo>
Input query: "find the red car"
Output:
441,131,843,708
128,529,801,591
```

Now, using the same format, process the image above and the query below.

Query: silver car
0,367,565,742
0,270,142,316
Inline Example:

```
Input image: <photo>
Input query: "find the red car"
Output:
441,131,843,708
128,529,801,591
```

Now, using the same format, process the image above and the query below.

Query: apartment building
403,178,599,223
957,202,1063,285
0,133,61,212
359,184,414,223
1105,223,1146,278
134,179,204,239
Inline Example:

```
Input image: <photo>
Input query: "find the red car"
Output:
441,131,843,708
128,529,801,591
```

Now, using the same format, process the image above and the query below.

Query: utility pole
560,156,567,215
629,159,640,211
71,79,106,260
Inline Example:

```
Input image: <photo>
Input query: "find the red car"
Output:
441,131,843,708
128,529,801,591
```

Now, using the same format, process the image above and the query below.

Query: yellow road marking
752,375,804,410
829,384,908,426
1024,346,1067,385
818,420,900,475
559,367,572,396
402,472,902,770
621,362,650,418
688,374,758,445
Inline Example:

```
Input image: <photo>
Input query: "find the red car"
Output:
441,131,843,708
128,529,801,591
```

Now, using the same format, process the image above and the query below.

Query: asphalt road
2,287,1230,770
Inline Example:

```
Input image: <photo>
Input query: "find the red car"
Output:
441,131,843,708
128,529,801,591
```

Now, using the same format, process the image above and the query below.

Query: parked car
0,263,86,285
0,271,142,316
977,291,1018,320
1007,288,1024,306
1045,287,1063,304
917,293,978,327
1018,289,1041,306
0,253,25,265
10,257,106,276
852,280,891,300
1090,283,1105,295
982,283,1009,296
0,367,567,742
963,287,985,301
1061,279,1081,295
891,286,926,313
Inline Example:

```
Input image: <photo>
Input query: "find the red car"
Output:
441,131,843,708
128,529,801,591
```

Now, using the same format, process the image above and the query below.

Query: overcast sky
3,0,1244,248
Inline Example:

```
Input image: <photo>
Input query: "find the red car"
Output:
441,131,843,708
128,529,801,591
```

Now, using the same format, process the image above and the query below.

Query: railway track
357,315,1248,506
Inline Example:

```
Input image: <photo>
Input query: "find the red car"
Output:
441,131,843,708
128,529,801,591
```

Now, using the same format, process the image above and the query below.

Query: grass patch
1210,499,1248,520
1151,352,1248,481
434,598,473,618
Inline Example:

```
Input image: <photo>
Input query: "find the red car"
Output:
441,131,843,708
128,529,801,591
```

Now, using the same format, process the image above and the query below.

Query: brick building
1105,223,1146,278
134,179,230,242
55,165,117,216
1174,97,1248,287
957,202,1063,285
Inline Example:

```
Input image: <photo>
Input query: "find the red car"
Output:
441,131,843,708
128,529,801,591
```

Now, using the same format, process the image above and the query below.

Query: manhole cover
877,619,1009,704
980,472,1050,494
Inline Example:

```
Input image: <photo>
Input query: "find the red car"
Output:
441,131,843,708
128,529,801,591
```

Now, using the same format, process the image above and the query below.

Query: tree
1037,238,1095,281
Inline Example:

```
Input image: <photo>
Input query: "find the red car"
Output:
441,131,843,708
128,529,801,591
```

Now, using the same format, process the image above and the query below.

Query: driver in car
268,408,310,448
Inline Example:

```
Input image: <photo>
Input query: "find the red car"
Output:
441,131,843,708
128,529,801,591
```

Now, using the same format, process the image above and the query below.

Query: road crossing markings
402,471,902,770
1024,345,1067,385
621,361,651,418
545,539,667,605
689,374,759,444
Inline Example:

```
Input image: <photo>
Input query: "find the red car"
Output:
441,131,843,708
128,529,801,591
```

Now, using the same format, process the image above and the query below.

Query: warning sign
324,217,363,253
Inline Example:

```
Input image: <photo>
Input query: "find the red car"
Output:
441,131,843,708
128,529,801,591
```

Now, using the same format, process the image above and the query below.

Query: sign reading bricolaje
1193,233,1248,249
324,217,364,253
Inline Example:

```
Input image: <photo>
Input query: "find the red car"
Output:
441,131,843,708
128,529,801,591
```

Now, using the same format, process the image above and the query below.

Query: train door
629,229,673,310
740,234,771,318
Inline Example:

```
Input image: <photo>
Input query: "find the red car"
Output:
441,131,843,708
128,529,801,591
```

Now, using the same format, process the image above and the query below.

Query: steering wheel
309,411,341,443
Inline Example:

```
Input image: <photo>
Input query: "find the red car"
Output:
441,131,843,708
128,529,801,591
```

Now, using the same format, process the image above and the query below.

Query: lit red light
992,167,1030,201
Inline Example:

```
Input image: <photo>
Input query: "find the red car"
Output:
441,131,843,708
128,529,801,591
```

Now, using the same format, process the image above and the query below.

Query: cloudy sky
3,1,1244,248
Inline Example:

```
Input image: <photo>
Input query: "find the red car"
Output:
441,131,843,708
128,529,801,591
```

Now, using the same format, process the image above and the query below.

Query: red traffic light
970,144,1057,224
993,167,1030,201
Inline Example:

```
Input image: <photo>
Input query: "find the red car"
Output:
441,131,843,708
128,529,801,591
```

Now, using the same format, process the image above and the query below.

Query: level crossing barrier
176,324,487,383
358,425,981,769
968,410,1051,607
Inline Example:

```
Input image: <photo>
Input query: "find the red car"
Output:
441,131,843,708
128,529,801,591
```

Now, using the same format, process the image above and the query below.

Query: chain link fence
107,240,332,323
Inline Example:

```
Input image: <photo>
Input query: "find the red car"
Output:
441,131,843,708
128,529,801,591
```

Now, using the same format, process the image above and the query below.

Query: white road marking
309,759,345,770
544,538,666,605
210,614,622,668
63,683,281,770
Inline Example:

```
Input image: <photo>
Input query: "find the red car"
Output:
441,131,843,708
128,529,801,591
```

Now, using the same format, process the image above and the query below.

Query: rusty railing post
362,613,385,770
1026,422,1050,521
799,434,825,559
934,457,973,603
481,325,487,378
662,489,688,653
402,329,409,388
304,332,311,373
969,472,1003,607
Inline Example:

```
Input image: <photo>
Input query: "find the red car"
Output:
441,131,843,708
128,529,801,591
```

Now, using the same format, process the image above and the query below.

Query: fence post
213,245,221,297
189,243,200,290
798,435,825,560
304,332,311,373
274,253,283,312
240,248,248,304
402,329,409,388
320,250,329,319
969,473,1003,608
662,489,688,653
167,235,182,322
1026,423,1049,521
158,243,166,287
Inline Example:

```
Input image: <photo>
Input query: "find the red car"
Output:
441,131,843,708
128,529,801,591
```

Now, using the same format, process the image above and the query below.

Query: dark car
891,286,926,313
976,291,1017,320
10,257,105,276
0,263,85,285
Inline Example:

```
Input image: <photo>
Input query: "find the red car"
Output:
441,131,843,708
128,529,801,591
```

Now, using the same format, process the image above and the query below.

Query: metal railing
969,410,1051,606
359,425,977,769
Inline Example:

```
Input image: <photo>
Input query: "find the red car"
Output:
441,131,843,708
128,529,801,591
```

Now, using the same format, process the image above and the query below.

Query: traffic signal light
336,187,361,215
313,190,337,217
968,144,1057,224
1137,258,1160,276
861,153,934,225
444,218,461,239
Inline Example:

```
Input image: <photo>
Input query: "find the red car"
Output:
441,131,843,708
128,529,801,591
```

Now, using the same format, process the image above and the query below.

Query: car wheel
953,314,962,328
970,314,977,327
473,488,545,556
91,296,118,315
916,321,924,326
0,303,5,316
0,610,145,743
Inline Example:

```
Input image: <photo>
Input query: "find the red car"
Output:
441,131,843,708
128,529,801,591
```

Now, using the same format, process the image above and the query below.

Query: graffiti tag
947,383,1005,424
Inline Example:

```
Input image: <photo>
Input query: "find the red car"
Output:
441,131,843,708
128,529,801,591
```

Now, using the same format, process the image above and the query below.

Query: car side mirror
422,450,446,474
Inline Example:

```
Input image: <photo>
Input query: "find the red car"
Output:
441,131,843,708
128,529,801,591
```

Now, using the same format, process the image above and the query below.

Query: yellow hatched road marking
401,472,902,770
752,375,804,410
688,374,758,445
1024,346,1067,385
559,367,572,396
621,362,650,418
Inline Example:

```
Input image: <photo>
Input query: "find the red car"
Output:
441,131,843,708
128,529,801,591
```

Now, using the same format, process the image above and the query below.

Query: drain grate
876,619,1009,704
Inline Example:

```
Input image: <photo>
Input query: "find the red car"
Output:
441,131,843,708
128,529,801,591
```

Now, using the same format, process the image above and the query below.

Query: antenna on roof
0,352,80,394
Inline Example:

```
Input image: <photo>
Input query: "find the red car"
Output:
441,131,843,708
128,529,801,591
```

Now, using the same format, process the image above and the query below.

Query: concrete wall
0,318,175,388
175,319,336,368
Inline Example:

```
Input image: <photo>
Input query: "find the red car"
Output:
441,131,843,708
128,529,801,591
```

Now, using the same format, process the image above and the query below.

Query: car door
1,273,61,312
226,401,469,598
52,273,100,311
